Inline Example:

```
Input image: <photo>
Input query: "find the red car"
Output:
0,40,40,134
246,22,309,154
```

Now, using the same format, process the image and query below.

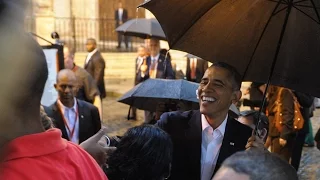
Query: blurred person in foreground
105,125,173,180
64,45,102,118
45,69,102,144
0,1,107,179
212,149,298,180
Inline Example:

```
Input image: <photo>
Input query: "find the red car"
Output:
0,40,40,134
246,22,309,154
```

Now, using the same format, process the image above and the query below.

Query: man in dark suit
156,62,253,180
144,39,175,123
147,39,174,79
186,57,208,83
84,38,106,99
115,1,128,49
45,69,101,144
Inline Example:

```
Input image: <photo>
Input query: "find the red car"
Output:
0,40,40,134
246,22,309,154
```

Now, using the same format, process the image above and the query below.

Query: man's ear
232,90,242,104
260,128,268,141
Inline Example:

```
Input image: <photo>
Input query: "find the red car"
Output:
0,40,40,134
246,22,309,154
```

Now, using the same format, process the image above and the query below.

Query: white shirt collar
57,98,77,112
88,48,98,57
151,53,160,61
201,114,228,135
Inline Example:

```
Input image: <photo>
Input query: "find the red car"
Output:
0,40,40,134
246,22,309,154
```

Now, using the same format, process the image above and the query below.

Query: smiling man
156,62,253,180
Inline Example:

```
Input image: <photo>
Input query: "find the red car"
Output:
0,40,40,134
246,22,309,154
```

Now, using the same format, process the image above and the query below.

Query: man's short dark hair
220,149,298,180
211,62,242,90
87,38,97,45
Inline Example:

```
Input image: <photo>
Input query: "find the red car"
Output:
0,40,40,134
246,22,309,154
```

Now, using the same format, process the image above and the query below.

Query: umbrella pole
254,0,294,137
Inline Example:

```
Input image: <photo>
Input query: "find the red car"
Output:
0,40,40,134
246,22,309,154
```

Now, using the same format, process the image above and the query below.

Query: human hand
246,134,266,150
279,138,287,147
80,127,116,165
140,64,148,72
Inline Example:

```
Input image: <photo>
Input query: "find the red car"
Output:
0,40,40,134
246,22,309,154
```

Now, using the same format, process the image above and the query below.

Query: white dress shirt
57,98,79,144
137,56,144,72
201,114,228,180
149,53,160,78
118,8,123,21
85,48,98,65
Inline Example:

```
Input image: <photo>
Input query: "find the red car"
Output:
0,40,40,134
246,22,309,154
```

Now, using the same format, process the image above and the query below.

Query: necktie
191,59,196,80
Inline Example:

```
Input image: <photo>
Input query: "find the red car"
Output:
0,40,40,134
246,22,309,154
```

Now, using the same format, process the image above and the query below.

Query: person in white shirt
115,1,128,49
84,38,106,99
45,69,102,144
156,62,264,180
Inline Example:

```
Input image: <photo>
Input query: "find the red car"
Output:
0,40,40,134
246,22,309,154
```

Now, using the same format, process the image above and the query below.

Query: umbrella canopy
115,18,166,40
118,79,199,111
140,0,320,97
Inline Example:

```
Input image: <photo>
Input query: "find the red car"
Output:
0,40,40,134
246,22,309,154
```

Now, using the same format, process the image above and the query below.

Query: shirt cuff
104,135,111,147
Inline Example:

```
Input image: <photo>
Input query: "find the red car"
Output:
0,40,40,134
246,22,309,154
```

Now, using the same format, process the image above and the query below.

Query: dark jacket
293,91,314,134
147,54,175,79
115,8,128,27
156,110,252,180
135,57,150,85
45,99,101,144
267,88,295,140
84,50,106,98
186,58,208,83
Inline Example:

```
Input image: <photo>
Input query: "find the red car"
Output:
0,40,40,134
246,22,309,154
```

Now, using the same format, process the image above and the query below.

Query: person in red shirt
0,2,108,179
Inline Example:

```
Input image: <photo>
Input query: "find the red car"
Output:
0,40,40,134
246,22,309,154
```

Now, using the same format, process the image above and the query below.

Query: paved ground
102,97,320,179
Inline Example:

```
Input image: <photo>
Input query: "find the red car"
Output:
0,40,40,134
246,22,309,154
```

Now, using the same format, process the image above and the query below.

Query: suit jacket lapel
185,111,202,178
214,117,240,175
52,102,69,141
77,100,86,143
84,51,97,69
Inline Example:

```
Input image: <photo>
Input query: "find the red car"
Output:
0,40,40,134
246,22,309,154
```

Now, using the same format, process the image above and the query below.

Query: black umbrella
139,0,320,98
115,18,166,40
118,79,199,112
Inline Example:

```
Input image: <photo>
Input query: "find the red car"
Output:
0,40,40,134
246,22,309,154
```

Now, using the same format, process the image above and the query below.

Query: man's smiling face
198,66,241,118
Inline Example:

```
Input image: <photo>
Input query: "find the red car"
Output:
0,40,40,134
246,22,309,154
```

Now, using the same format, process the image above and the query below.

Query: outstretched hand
246,134,266,150
80,127,117,166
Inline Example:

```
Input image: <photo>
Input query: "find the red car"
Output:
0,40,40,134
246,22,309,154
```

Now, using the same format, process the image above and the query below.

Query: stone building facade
26,0,145,49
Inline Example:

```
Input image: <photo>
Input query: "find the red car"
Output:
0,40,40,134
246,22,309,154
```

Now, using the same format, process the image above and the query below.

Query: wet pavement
102,97,320,179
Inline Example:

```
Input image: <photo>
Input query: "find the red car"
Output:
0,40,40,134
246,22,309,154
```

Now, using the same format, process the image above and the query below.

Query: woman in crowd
266,86,296,162
105,125,173,180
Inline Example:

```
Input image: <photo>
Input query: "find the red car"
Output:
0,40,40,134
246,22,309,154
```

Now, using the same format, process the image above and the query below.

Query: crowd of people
0,1,318,180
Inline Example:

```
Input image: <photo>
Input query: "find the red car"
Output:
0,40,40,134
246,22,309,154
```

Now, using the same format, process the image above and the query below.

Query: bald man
0,1,106,179
45,69,102,144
